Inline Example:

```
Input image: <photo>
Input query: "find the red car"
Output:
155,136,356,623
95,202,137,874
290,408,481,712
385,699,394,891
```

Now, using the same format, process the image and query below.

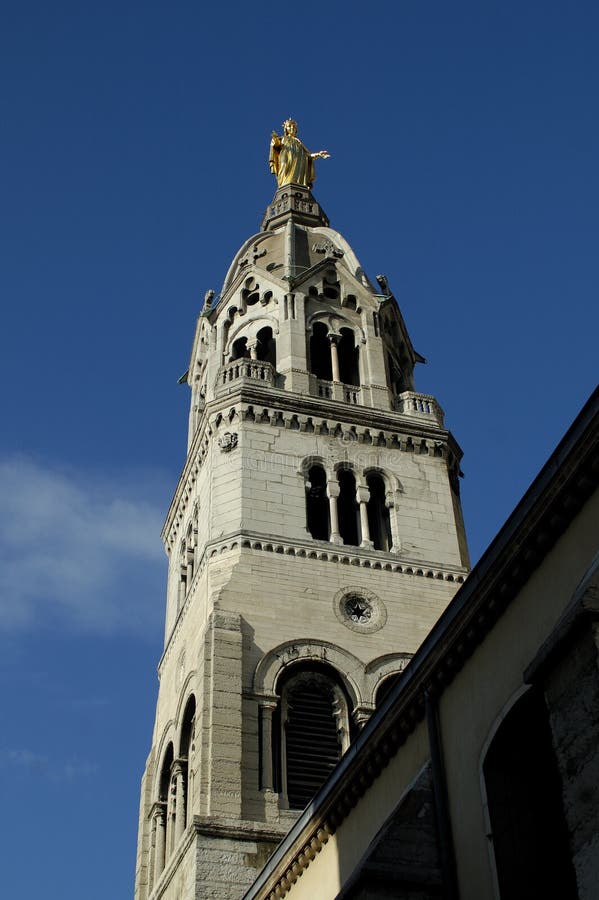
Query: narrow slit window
366,473,393,551
306,465,330,540
338,469,360,546
309,322,332,380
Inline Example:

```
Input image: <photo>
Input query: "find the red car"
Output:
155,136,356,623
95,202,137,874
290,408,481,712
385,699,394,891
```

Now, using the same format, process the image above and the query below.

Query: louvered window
280,672,348,810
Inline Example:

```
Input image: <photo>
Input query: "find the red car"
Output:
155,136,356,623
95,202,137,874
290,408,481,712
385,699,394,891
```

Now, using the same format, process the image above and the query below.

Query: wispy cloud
0,456,167,634
0,748,98,781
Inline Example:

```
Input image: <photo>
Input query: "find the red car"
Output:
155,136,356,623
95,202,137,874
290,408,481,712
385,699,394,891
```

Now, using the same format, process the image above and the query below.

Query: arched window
309,322,332,380
306,465,330,540
375,672,404,708
274,666,351,810
366,473,393,551
483,689,576,899
338,469,360,546
179,695,196,832
231,336,248,361
256,326,276,366
338,328,360,386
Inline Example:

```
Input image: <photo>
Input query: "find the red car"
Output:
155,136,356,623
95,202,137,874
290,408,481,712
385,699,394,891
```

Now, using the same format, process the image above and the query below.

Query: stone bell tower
134,122,470,900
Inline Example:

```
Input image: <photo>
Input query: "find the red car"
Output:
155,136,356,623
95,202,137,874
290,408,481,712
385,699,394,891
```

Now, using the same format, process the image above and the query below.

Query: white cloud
0,456,167,634
0,748,98,780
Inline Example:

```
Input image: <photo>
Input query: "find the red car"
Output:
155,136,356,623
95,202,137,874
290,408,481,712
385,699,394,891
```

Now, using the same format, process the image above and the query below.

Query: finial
269,119,330,189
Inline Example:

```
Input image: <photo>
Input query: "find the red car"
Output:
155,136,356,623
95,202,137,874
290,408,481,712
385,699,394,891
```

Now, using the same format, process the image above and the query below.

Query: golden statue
269,119,330,189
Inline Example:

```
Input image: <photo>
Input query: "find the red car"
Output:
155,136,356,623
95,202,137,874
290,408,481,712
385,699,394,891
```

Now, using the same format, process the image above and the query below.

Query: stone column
173,760,187,842
260,700,278,791
386,490,401,553
326,481,342,544
357,486,373,549
166,772,177,856
186,550,194,590
329,334,341,383
152,802,167,884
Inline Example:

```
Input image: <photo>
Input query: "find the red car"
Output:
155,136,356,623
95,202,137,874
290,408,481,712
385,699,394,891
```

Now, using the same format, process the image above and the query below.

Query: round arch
298,454,328,476
306,310,365,345
225,313,279,352
363,466,401,494
365,653,413,703
153,729,176,796
173,672,197,732
253,638,366,709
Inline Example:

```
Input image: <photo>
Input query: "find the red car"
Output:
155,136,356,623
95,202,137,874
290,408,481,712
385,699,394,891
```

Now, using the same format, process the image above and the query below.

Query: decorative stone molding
333,586,387,634
217,431,238,452
366,653,413,687
253,638,363,708
312,238,343,257
158,531,467,675
261,185,330,231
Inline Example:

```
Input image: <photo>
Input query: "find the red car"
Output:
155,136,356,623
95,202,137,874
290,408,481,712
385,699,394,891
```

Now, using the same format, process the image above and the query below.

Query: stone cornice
211,382,452,441
242,388,599,900
157,530,469,675
192,815,288,844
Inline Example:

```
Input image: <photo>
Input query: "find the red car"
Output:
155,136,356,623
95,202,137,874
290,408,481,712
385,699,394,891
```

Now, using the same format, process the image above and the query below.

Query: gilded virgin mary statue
269,119,330,189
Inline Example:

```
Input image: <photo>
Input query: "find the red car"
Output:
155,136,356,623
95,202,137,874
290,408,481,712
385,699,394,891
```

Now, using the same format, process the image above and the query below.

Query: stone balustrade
344,386,360,405
218,359,275,391
397,391,445,427
315,379,333,400
311,376,361,405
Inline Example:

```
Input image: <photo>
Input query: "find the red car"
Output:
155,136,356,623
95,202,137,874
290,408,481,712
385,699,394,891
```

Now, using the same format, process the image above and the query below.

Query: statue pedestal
262,183,329,231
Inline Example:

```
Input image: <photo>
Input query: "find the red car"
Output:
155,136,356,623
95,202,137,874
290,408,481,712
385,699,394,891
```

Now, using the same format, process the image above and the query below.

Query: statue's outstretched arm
311,150,330,160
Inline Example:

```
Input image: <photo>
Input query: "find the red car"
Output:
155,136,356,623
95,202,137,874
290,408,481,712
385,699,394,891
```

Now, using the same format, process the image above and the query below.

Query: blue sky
1,2,598,897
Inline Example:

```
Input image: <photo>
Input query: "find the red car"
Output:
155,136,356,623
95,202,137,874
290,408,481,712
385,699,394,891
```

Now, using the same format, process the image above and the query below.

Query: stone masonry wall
544,619,599,899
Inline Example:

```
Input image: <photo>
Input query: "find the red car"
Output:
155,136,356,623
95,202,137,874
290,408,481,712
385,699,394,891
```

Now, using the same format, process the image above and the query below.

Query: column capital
352,705,375,728
356,486,371,504
171,758,187,778
150,801,167,821
326,481,340,499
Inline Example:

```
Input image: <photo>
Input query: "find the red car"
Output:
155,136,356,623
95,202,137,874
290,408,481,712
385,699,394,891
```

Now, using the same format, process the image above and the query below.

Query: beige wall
441,489,599,900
